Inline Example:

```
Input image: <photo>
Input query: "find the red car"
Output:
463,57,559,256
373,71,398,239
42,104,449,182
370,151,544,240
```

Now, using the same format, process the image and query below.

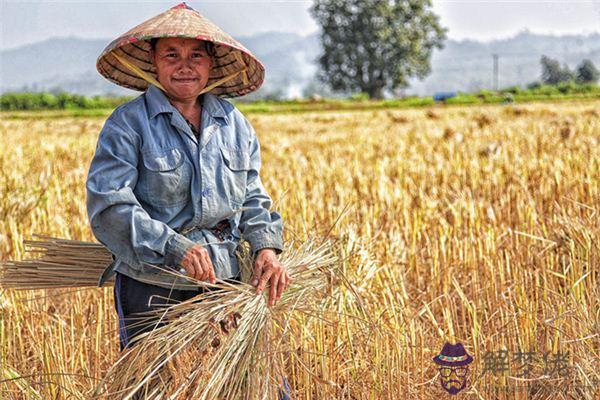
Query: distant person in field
86,3,291,375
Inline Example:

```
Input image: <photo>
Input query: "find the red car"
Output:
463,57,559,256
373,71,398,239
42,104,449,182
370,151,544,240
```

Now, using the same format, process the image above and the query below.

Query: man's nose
177,58,194,72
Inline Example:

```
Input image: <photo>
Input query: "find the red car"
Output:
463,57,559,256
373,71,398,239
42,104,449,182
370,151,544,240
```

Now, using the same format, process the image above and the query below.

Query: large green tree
310,0,447,99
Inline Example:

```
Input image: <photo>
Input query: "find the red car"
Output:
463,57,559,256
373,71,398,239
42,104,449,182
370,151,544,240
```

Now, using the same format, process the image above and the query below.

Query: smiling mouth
173,78,199,83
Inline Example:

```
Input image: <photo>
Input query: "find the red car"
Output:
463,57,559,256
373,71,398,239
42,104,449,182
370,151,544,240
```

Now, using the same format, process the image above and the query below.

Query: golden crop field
0,100,598,399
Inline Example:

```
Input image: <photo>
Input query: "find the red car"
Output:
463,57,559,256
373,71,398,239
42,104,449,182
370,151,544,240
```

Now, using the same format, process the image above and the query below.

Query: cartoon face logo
432,342,473,395
437,365,468,394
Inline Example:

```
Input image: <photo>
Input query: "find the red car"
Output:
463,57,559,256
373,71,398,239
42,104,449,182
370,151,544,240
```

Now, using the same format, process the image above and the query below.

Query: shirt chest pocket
139,148,192,207
219,147,250,207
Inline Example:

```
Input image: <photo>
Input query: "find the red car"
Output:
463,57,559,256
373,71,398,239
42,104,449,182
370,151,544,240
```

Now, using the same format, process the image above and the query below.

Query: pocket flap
143,148,184,172
220,148,250,171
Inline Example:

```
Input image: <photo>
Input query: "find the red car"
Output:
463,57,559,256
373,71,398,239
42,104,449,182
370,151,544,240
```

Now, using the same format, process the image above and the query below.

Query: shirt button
201,187,211,197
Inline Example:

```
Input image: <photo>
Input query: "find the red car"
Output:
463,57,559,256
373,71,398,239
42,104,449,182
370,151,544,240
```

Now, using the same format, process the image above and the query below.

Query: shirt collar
145,84,228,123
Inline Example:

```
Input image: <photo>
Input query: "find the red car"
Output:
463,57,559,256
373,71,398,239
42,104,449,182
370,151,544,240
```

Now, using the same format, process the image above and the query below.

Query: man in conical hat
87,3,291,390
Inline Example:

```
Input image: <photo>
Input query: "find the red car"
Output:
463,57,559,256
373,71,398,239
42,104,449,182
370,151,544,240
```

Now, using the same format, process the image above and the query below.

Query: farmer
86,4,291,394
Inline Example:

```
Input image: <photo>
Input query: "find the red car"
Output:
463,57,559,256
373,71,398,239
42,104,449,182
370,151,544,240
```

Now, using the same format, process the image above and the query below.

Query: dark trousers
113,271,292,399
113,271,241,351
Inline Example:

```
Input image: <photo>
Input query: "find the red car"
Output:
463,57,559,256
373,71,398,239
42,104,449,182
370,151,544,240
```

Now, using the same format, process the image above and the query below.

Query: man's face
150,37,213,102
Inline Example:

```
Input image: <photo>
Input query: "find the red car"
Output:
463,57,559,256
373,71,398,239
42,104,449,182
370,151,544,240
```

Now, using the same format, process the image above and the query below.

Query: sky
1,0,600,50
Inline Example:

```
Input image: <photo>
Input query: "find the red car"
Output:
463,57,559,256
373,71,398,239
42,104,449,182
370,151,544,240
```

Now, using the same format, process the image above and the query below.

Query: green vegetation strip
2,92,600,120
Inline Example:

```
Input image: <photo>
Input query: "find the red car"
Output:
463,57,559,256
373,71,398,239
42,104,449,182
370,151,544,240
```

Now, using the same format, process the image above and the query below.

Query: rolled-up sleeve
238,119,284,255
86,117,195,271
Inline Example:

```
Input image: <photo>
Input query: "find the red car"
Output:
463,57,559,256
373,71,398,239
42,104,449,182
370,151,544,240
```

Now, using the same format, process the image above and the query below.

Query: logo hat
432,342,474,367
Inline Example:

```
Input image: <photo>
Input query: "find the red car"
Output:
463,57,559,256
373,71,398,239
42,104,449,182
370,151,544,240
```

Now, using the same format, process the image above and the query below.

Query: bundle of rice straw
0,235,114,289
89,238,339,400
1,234,344,399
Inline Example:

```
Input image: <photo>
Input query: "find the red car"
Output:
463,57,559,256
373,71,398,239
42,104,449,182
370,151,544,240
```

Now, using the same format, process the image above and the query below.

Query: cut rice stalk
92,238,341,400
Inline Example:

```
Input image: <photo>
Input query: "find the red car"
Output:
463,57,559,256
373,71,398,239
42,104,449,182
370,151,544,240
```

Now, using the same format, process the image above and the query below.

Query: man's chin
166,84,207,100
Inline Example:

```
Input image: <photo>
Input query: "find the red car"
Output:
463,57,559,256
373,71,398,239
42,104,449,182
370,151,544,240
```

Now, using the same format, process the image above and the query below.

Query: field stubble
0,101,598,399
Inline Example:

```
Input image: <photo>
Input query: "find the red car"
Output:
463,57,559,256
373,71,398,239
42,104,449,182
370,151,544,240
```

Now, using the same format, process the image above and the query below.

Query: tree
575,59,599,84
540,56,573,85
310,0,447,99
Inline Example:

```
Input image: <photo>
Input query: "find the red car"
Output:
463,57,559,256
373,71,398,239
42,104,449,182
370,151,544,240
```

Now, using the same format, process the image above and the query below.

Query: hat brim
96,3,264,98
432,355,474,367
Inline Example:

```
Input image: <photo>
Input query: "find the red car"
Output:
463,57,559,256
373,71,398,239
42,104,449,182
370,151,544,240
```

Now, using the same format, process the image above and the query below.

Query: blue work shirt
86,84,284,290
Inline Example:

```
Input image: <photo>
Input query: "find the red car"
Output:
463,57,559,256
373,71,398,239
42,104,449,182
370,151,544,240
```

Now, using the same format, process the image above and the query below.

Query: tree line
535,56,599,86
0,92,132,111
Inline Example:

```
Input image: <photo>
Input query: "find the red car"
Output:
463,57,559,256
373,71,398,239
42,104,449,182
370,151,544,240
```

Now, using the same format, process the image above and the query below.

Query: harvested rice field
1,100,599,399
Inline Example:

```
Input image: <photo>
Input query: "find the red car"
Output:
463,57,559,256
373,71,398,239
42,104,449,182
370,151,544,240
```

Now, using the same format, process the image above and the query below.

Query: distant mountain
1,30,599,98
409,30,600,95
0,37,127,96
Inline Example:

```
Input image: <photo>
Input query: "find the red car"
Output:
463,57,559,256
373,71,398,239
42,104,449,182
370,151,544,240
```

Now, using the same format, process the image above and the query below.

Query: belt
178,207,251,238
179,219,229,239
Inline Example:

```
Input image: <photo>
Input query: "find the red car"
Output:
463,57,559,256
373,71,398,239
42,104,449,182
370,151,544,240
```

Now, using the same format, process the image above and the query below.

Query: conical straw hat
96,2,264,98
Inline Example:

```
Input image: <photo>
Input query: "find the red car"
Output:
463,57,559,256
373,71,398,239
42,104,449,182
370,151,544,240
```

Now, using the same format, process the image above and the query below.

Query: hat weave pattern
96,2,264,98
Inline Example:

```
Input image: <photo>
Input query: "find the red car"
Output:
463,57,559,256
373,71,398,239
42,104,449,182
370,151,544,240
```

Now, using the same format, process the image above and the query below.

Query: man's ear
149,45,158,68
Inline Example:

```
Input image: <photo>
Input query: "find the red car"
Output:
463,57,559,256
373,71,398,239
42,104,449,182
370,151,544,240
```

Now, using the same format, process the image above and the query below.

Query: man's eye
192,53,206,58
165,53,176,58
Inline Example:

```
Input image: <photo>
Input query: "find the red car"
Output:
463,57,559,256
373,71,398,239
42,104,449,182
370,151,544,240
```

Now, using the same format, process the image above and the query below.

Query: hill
1,30,599,98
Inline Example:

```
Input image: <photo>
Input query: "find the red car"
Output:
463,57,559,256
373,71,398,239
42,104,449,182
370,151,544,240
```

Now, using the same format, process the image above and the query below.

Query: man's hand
181,244,216,284
251,248,291,307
